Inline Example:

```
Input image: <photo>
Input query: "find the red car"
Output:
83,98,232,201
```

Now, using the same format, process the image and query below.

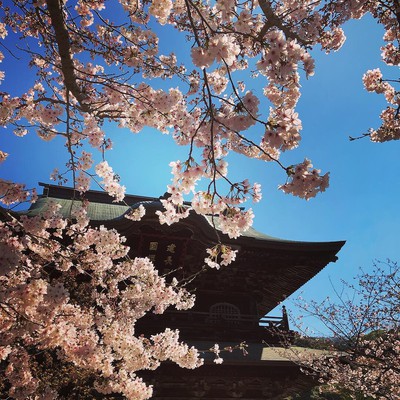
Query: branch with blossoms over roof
0,0,342,217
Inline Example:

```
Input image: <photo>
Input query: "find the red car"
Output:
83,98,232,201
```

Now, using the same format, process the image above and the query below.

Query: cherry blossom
204,244,238,269
0,205,200,399
125,204,146,221
280,159,330,200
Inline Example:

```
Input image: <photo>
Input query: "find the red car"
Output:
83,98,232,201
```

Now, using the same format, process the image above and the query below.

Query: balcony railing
161,310,288,329
137,308,291,343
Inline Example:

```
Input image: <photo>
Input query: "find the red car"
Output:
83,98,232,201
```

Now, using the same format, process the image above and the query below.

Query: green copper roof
23,196,288,242
19,184,345,250
25,197,132,221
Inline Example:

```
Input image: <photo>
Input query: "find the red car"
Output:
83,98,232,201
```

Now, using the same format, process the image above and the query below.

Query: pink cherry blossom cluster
192,191,228,215
156,198,191,226
358,3,400,142
207,341,248,364
76,171,91,193
125,204,146,221
370,106,400,142
362,68,399,142
280,159,330,200
209,343,224,364
148,0,173,25
157,159,260,238
4,347,39,399
95,161,126,202
78,151,94,171
0,179,37,205
204,244,238,269
218,207,255,239
191,35,241,68
0,150,8,163
0,202,201,399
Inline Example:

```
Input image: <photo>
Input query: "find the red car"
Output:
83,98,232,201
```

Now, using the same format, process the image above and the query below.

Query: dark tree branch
46,0,90,112
258,0,311,45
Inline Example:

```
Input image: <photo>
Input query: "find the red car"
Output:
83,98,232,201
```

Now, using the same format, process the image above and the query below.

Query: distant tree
292,335,336,351
295,260,400,400
1,1,400,399
287,385,366,400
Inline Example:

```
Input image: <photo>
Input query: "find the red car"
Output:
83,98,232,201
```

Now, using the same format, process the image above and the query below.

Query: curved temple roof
25,182,344,246
18,183,345,315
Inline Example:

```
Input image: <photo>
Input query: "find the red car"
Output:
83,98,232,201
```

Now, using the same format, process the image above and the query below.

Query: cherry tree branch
258,0,311,45
46,0,90,112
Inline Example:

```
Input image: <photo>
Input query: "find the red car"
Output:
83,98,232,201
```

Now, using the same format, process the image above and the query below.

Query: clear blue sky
1,11,399,334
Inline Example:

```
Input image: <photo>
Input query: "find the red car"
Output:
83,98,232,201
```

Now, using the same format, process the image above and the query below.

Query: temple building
24,183,345,399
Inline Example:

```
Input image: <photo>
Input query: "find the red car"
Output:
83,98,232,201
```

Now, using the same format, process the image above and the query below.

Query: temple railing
137,309,292,343
259,315,287,329
161,308,289,328
159,310,289,331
